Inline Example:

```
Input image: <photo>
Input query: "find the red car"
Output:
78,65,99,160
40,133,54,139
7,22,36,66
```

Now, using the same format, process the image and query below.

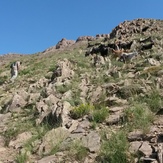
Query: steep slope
0,18,163,163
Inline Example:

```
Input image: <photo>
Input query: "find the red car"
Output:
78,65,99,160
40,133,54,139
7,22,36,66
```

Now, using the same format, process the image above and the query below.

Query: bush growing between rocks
4,106,49,147
70,103,109,123
15,152,29,163
66,96,82,107
70,103,94,119
100,130,130,163
144,90,163,113
4,127,20,147
134,90,163,113
117,84,143,99
91,106,109,123
123,103,154,133
67,140,88,162
65,87,82,107
56,84,71,94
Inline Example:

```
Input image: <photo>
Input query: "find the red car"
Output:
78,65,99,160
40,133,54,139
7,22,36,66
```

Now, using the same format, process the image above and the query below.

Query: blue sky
0,1,162,55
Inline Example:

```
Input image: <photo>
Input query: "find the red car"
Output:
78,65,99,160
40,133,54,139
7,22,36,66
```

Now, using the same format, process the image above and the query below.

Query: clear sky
0,0,162,55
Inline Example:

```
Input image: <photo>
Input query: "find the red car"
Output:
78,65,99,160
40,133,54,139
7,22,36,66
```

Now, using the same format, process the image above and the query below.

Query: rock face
82,131,101,152
51,58,75,84
9,132,32,149
109,18,162,39
56,38,75,49
8,93,27,112
42,38,76,53
38,127,70,155
76,36,96,42
0,18,163,163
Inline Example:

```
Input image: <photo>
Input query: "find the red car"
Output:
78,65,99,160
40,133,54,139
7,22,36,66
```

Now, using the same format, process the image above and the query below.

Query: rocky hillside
0,18,163,163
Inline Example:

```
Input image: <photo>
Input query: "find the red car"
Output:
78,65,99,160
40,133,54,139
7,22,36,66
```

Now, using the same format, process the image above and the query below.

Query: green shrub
70,103,109,123
56,84,70,94
15,152,28,163
67,140,88,161
144,90,163,113
91,106,109,123
118,84,143,99
123,103,154,133
100,130,130,163
70,103,94,119
90,121,97,129
74,145,88,161
66,97,82,107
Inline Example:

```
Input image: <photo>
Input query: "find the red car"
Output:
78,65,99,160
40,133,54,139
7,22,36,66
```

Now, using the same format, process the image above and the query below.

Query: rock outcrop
0,18,163,163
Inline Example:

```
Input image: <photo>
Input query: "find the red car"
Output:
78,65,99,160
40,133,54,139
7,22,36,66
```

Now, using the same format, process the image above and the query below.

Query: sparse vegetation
123,103,154,133
70,103,94,119
91,105,109,123
19,69,32,76
144,90,163,113
0,75,8,85
67,140,89,162
70,103,109,123
15,152,29,163
100,130,130,163
0,18,163,162
118,84,143,99
3,105,50,147
56,84,72,94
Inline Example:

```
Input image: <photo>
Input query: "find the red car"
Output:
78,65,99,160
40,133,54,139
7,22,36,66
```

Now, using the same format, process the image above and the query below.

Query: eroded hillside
0,18,163,163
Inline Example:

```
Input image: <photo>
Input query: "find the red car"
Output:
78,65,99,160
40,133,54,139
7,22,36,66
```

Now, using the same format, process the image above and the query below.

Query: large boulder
9,131,32,149
51,58,75,84
76,36,95,42
56,38,75,49
36,94,61,125
82,131,101,153
38,127,70,155
8,93,27,112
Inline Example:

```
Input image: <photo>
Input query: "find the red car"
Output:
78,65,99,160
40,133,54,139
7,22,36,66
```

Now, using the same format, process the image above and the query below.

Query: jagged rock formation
56,38,75,49
0,18,163,163
76,36,96,42
110,18,163,39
